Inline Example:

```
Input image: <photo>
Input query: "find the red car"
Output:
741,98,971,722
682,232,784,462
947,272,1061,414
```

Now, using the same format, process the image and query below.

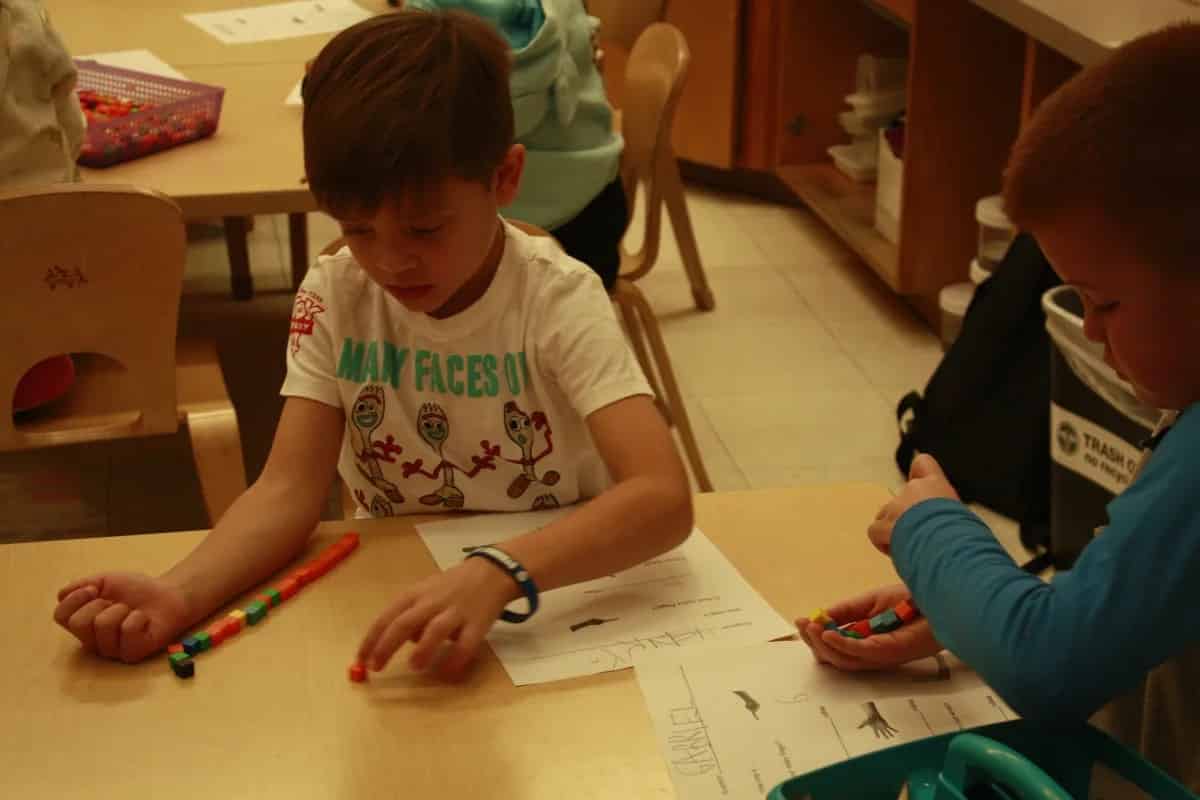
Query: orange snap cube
895,599,919,622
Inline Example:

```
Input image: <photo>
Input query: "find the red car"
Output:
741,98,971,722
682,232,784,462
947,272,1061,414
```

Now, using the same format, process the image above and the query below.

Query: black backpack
895,233,1060,557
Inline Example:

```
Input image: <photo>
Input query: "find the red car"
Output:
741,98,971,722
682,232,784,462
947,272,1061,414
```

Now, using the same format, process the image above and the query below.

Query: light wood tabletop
46,1,401,218
3,484,899,799
50,0,393,71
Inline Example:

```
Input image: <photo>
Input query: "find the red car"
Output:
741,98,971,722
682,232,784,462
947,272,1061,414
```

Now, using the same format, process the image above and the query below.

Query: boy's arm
162,396,346,625
893,474,1200,720
355,392,692,676
498,393,693,588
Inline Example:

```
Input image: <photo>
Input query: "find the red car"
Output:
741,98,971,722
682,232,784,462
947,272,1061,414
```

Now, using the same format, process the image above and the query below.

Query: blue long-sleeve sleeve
891,405,1200,721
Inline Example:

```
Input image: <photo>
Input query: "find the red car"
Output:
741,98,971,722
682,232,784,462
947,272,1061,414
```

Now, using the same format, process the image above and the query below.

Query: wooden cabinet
600,0,1088,318
744,0,1029,304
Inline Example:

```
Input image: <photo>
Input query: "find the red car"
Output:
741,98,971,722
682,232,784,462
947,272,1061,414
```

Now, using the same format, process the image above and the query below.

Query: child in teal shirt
405,0,627,288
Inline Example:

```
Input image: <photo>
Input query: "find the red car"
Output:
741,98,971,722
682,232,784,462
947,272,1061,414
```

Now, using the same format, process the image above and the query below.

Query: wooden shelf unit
777,163,898,287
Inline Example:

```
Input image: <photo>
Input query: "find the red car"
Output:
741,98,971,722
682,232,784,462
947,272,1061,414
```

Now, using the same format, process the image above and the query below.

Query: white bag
0,0,85,189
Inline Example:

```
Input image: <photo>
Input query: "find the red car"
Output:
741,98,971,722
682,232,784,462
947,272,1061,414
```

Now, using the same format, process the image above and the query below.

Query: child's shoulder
504,219,606,297
299,245,377,303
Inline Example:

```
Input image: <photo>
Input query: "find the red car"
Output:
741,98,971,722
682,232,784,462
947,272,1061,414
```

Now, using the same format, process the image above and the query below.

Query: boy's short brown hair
1003,24,1200,273
303,10,514,218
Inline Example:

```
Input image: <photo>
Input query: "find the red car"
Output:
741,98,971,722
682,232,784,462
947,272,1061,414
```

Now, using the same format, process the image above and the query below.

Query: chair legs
661,154,716,312
184,406,248,526
613,279,714,492
288,213,309,288
615,291,672,424
223,216,254,300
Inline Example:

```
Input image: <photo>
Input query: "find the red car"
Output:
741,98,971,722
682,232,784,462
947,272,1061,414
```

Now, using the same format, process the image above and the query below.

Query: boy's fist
53,573,191,663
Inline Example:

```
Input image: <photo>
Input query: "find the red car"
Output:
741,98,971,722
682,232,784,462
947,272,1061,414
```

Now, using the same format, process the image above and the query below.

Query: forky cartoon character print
348,385,405,516
402,402,500,508
497,400,560,510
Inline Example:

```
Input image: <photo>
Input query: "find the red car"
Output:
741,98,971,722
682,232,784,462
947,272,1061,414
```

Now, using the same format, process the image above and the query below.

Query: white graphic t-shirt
282,220,651,517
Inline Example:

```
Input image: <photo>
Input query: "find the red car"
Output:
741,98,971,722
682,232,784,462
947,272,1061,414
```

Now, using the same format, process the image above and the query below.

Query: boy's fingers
119,610,153,663
366,605,429,671
439,621,487,680
408,609,461,671
66,598,113,652
357,595,415,663
93,602,130,658
53,585,99,628
809,632,873,672
120,608,150,636
867,520,892,554
815,630,894,671
57,577,101,602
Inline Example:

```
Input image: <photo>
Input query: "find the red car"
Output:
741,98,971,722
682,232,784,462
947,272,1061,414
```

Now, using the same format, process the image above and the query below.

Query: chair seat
11,339,231,449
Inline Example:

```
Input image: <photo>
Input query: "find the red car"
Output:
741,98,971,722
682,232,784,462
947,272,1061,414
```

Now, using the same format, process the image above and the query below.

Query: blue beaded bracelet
465,545,540,623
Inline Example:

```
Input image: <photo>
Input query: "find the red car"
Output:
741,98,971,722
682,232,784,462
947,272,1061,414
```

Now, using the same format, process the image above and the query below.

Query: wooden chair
598,14,715,312
0,185,248,528
587,0,668,54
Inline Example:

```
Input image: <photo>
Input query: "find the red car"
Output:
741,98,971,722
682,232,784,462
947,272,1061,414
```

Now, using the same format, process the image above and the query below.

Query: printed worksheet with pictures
634,642,1016,800
184,0,370,45
416,510,796,686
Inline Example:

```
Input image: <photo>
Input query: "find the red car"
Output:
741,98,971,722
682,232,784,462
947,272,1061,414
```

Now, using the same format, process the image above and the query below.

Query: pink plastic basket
73,60,225,168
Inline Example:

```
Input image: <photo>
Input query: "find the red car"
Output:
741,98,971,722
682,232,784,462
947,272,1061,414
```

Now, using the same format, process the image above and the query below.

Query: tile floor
2,183,1028,560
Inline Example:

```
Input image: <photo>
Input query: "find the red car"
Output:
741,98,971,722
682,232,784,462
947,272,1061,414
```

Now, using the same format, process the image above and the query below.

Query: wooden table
45,0,393,298
2,484,899,799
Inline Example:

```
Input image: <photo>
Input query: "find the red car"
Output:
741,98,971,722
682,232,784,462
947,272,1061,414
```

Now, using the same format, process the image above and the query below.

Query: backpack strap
895,391,924,476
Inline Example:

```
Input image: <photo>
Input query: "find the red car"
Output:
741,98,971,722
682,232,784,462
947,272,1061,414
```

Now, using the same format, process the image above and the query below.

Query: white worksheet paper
285,78,303,106
184,0,371,45
634,643,1017,800
416,510,796,686
79,50,188,80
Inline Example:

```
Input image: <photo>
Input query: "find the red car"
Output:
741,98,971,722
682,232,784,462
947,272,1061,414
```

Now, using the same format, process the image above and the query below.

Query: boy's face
1036,213,1200,410
332,145,524,319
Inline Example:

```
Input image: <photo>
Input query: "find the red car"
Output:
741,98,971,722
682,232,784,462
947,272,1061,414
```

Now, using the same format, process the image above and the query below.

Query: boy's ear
494,144,525,208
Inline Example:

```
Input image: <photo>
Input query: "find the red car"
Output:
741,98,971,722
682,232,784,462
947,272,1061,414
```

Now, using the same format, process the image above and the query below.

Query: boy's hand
53,573,191,663
357,558,520,679
868,454,959,555
796,584,943,671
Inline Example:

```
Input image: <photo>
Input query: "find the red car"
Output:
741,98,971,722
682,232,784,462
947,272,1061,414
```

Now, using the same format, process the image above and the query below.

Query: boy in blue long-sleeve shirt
799,24,1200,790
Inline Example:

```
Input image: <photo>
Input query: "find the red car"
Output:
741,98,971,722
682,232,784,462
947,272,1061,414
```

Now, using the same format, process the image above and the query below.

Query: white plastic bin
829,138,877,182
855,54,908,94
976,195,1016,272
938,282,975,349
875,127,903,243
845,87,906,126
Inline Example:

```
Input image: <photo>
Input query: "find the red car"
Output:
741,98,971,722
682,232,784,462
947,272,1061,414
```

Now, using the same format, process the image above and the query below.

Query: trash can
1042,286,1159,568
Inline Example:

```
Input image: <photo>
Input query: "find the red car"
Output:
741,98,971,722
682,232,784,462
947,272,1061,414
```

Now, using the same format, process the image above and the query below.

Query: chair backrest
587,0,668,52
619,22,690,281
0,184,186,449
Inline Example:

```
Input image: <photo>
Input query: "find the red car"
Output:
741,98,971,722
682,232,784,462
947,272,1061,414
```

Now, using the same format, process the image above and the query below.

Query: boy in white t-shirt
51,9,693,679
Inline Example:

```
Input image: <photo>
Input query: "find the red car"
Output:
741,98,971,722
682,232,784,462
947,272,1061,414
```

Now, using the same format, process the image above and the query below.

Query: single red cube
348,662,367,683
167,643,184,655
895,599,919,622
850,619,873,638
